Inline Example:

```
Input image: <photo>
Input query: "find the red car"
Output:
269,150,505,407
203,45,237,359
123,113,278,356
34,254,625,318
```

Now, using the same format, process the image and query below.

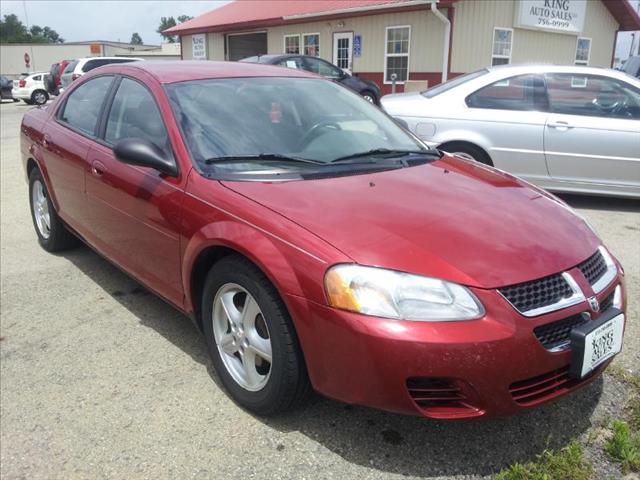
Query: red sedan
21,61,626,419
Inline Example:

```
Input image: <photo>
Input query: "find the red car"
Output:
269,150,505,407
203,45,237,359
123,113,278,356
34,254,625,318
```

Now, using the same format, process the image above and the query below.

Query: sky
0,0,638,61
0,1,229,45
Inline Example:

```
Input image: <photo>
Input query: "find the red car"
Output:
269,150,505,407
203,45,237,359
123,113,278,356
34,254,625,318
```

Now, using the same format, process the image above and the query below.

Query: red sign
90,43,101,54
24,52,30,68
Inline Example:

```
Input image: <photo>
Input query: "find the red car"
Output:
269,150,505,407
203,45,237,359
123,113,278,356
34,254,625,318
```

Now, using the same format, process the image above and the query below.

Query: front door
543,72,640,188
84,76,184,306
333,32,353,73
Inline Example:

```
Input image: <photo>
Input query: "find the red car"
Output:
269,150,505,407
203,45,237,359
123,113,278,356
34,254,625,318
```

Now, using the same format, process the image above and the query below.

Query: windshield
421,69,489,99
166,77,428,173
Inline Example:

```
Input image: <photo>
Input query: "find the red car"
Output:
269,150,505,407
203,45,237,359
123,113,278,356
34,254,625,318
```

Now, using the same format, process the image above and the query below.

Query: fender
21,123,62,213
432,128,493,157
181,219,334,314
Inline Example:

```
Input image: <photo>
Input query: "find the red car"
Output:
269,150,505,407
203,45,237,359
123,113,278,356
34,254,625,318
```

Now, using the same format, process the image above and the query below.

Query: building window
492,28,513,66
385,25,410,83
303,33,320,56
575,37,591,65
284,34,300,54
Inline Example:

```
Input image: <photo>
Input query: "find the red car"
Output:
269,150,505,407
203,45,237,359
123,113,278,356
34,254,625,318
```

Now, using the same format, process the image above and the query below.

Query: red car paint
21,61,626,418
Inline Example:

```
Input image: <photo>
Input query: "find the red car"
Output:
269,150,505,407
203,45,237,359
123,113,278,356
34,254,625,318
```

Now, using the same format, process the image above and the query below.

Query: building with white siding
165,0,640,94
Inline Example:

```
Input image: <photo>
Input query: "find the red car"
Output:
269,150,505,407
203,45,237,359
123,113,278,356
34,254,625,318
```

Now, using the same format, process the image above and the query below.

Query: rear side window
104,78,171,153
466,74,544,111
32,75,41,81
302,57,343,79
63,60,78,74
545,73,640,119
59,76,113,135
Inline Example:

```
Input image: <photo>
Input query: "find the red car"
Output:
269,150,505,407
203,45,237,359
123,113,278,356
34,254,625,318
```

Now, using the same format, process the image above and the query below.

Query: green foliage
157,15,193,43
0,14,64,43
605,420,640,473
494,441,592,480
130,32,143,45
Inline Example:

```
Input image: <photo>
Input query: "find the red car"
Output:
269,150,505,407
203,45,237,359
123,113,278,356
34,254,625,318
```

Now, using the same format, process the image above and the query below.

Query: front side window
105,78,171,152
492,28,512,66
466,75,542,111
284,35,300,54
166,77,426,170
385,26,410,83
303,33,320,56
302,57,343,79
545,73,640,119
59,76,113,135
575,37,591,66
277,57,304,69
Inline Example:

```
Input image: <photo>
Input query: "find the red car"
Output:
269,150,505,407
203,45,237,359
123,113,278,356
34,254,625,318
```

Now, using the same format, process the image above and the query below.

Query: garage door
227,33,268,61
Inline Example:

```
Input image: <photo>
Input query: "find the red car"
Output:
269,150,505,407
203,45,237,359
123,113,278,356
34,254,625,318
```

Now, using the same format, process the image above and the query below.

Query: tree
157,15,193,43
0,14,64,43
130,32,143,45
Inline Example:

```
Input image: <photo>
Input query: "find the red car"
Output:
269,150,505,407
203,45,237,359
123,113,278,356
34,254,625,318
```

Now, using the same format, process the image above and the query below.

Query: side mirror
113,138,177,177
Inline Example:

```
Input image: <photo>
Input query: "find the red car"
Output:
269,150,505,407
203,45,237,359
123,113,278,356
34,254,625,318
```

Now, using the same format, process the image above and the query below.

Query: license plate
569,311,624,379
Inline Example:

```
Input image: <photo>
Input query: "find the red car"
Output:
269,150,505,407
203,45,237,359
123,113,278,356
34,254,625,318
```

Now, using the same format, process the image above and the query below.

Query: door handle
547,121,572,130
42,134,51,149
91,160,106,177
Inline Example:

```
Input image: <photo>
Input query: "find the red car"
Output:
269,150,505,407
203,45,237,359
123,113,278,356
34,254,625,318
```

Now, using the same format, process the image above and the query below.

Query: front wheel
31,89,48,106
29,168,77,252
361,90,377,104
202,255,310,415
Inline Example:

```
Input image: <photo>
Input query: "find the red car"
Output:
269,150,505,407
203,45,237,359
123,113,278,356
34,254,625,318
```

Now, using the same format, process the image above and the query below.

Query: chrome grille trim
590,246,617,294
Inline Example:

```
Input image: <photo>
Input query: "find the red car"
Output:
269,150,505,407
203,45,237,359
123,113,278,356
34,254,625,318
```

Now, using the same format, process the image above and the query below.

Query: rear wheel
29,168,77,252
439,142,492,166
31,90,48,106
202,255,310,415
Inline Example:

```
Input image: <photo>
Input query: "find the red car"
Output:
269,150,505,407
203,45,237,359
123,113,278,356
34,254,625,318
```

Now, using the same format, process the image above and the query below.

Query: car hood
221,155,600,289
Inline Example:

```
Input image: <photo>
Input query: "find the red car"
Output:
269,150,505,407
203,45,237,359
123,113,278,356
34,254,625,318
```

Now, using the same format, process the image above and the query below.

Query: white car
60,57,143,92
11,72,50,105
381,65,640,199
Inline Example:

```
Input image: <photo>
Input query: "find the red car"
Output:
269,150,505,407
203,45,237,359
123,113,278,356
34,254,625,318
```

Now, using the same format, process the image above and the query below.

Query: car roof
92,60,319,84
485,63,636,82
241,54,328,63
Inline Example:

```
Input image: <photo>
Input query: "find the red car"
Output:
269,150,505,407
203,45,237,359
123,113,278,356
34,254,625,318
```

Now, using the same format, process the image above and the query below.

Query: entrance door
333,32,353,72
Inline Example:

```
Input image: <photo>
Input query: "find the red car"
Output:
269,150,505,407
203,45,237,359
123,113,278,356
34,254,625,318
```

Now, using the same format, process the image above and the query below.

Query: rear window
64,60,78,74
421,69,488,98
82,58,135,73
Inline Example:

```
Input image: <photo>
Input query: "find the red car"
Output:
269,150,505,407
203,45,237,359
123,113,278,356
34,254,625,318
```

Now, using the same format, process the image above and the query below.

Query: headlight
324,264,485,321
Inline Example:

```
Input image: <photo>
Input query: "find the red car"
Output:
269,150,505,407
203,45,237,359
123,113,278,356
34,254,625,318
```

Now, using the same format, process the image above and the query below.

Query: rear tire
29,168,77,252
23,99,34,105
439,142,493,166
361,90,377,104
202,255,310,415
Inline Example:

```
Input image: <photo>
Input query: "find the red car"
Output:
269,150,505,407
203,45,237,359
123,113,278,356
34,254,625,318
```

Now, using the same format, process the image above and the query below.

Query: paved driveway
1,99,638,479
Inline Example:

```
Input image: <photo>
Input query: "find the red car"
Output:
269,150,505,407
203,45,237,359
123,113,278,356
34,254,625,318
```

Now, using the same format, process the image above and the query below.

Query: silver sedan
381,65,640,198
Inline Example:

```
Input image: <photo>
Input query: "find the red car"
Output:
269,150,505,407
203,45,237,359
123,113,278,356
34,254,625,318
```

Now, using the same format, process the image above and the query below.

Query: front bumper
286,274,625,419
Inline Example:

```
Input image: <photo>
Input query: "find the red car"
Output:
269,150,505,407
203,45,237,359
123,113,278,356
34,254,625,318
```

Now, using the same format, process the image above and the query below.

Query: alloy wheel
32,180,51,239
212,283,272,392
34,92,47,105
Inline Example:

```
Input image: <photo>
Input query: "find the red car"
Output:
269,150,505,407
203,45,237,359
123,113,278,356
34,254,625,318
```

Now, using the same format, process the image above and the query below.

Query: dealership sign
192,34,207,60
515,0,586,34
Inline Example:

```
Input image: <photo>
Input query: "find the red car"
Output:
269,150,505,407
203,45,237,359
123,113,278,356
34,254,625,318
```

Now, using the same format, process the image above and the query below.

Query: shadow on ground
558,193,640,213
63,244,604,478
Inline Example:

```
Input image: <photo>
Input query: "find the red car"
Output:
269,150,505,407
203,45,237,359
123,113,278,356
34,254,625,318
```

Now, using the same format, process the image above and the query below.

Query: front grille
499,274,573,314
600,290,615,312
509,365,602,406
534,313,589,350
406,377,482,418
578,250,607,286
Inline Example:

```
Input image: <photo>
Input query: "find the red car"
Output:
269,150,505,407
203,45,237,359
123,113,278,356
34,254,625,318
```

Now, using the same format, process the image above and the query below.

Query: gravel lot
1,99,638,479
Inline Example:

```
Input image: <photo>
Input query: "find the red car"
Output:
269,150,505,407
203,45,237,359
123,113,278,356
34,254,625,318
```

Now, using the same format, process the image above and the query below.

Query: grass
494,441,592,480
605,420,640,473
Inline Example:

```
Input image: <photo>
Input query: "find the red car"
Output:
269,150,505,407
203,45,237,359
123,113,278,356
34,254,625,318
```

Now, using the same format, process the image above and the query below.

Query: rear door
44,75,115,231
84,76,184,306
543,72,640,188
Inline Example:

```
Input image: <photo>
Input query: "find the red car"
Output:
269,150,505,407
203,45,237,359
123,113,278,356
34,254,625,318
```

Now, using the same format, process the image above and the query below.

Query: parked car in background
46,60,71,95
381,65,640,198
622,55,640,79
11,72,49,105
59,57,143,91
0,75,19,102
20,61,625,419
240,54,382,105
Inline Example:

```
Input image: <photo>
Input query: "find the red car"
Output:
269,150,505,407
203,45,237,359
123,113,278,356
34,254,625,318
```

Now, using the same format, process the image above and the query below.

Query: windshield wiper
204,153,324,165
330,148,431,163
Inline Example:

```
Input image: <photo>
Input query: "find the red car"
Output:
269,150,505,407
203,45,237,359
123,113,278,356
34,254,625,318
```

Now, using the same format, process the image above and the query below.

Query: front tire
29,168,77,252
202,255,310,415
361,90,377,104
31,89,48,106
